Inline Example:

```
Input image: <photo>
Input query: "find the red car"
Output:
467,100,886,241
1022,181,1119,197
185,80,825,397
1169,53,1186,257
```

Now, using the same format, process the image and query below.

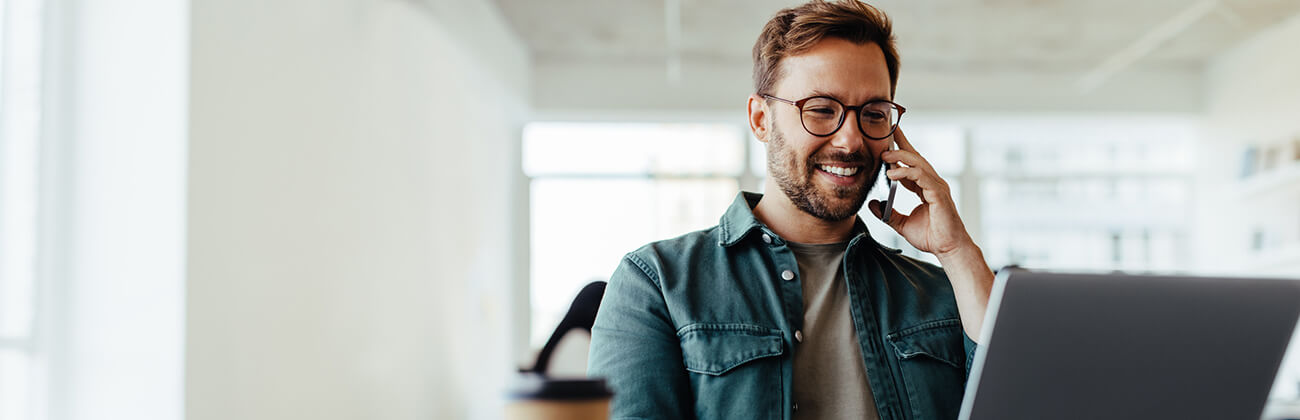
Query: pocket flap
678,323,784,376
887,320,965,369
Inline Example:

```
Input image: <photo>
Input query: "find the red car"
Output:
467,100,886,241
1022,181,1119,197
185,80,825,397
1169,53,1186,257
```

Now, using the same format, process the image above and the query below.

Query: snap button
781,270,795,281
795,330,803,342
762,233,773,244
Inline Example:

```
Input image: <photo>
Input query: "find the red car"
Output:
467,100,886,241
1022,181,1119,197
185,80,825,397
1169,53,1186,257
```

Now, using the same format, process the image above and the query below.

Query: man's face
763,38,894,222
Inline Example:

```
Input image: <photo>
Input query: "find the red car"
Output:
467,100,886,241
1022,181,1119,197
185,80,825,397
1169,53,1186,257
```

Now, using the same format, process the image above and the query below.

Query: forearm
936,242,995,342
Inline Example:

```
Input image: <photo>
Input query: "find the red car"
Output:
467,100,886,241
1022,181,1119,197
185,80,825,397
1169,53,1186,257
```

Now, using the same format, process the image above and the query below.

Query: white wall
187,0,528,419
1198,11,1300,275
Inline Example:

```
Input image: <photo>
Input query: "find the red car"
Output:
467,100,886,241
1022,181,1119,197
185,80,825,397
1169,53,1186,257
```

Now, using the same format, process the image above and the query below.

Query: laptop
959,268,1300,420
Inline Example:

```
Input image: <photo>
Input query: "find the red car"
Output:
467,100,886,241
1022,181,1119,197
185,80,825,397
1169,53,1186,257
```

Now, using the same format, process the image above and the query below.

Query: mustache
808,151,870,165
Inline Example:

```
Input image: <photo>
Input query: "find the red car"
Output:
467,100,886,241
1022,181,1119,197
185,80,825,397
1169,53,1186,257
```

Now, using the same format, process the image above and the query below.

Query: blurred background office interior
1,0,1300,418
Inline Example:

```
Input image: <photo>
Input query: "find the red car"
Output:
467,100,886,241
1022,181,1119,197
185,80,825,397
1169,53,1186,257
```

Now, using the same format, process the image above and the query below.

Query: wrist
936,240,984,266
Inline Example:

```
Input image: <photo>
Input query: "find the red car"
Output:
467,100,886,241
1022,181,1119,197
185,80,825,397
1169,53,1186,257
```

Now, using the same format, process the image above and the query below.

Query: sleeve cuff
962,331,978,377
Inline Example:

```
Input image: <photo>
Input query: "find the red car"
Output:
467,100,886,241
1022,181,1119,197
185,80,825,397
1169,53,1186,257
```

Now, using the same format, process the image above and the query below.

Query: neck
752,185,858,244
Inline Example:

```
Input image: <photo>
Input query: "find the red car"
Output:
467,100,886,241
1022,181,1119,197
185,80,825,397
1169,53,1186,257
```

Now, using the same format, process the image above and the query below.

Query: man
588,1,995,419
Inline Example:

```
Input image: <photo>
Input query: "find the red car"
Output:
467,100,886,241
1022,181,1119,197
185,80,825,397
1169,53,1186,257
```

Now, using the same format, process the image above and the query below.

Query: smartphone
881,141,898,223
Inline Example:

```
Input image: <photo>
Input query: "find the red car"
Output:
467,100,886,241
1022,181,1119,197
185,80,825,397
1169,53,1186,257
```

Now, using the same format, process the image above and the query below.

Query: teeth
818,165,859,177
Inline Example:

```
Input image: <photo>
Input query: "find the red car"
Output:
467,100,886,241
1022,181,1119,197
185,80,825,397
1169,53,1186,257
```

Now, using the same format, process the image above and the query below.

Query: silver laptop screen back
960,269,1300,420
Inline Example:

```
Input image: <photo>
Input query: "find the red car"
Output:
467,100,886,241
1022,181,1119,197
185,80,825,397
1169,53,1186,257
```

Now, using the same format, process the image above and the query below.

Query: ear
747,94,771,143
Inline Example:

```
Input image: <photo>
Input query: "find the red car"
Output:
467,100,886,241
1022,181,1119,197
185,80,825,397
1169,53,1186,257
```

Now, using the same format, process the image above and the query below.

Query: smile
816,164,860,177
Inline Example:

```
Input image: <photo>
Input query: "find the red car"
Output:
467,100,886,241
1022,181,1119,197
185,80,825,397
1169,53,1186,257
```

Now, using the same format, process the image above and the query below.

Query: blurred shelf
1240,163,1300,198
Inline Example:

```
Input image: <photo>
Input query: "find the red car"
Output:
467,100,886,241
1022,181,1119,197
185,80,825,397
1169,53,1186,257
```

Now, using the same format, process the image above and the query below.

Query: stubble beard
767,125,878,222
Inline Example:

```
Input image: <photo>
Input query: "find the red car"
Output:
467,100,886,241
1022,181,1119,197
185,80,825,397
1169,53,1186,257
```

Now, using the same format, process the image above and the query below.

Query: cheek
773,129,815,160
870,141,890,156
869,144,889,166
780,109,804,132
791,144,819,168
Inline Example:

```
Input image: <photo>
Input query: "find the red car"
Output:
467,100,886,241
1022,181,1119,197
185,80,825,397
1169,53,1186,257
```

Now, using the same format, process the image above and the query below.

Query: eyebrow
807,89,891,104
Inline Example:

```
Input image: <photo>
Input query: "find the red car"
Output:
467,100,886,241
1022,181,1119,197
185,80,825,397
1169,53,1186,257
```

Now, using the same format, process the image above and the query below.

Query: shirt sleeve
588,254,694,419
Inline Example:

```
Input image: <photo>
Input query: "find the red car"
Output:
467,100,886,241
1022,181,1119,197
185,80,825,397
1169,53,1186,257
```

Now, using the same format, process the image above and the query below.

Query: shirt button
795,330,804,342
762,233,773,244
781,270,795,281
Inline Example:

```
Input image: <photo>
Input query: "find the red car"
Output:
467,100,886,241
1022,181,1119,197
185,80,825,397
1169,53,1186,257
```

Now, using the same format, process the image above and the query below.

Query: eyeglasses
762,94,906,140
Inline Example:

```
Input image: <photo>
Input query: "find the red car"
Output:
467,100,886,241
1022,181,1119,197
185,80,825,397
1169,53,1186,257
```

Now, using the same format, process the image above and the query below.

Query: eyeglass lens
799,97,900,139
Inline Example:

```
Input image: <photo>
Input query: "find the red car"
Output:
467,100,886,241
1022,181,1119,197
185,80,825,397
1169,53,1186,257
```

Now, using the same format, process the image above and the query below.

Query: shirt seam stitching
624,253,663,290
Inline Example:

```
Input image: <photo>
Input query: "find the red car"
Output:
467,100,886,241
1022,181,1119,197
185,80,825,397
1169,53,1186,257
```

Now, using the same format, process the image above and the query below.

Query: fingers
893,127,918,154
889,173,924,201
886,166,945,191
868,199,908,229
882,149,933,173
883,127,934,172
886,166,949,204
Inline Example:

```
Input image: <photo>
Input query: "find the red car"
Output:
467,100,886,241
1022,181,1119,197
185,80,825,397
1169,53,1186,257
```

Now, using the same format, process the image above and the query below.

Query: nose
830,109,867,154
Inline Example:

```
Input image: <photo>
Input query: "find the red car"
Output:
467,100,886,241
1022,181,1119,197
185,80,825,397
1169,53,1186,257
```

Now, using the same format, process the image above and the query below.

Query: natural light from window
0,0,45,418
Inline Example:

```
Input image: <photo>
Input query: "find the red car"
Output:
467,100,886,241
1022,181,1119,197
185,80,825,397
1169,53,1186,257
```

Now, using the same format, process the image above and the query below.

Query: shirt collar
717,191,877,249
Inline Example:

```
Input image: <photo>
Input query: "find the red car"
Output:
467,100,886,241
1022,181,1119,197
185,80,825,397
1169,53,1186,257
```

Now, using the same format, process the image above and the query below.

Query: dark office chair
526,281,607,374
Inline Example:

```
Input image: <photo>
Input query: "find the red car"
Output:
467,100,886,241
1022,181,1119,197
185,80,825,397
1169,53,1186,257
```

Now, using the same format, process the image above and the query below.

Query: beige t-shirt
787,240,879,420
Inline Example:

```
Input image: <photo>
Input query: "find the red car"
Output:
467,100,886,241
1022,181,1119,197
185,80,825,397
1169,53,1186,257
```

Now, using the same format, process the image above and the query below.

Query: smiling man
587,1,995,419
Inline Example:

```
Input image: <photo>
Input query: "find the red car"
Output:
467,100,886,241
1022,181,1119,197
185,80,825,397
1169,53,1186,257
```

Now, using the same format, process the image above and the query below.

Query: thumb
868,200,884,219
869,199,906,229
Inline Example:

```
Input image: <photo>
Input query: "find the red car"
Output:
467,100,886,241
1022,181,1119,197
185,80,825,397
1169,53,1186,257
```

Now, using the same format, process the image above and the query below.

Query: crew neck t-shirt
787,240,879,420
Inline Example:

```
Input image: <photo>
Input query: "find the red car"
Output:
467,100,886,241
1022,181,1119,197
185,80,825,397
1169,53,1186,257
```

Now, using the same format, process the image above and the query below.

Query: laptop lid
959,268,1300,420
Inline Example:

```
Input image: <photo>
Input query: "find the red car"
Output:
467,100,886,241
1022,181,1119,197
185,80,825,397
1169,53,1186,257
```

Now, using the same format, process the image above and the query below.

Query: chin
807,196,866,222
822,190,871,220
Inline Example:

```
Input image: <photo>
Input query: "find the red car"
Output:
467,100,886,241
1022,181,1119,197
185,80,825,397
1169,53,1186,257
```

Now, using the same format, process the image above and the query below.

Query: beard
767,125,878,222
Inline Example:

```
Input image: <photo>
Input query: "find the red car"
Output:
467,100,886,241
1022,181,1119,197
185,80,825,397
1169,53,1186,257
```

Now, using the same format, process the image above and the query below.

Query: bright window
972,117,1197,272
524,123,746,346
524,122,745,176
0,0,46,417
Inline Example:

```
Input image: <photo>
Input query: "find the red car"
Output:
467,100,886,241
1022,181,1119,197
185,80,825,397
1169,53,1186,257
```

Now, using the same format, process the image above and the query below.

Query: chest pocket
887,319,967,420
678,323,785,419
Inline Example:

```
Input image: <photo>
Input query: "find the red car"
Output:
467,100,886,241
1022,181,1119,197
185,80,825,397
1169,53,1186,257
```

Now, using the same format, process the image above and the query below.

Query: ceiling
490,0,1300,113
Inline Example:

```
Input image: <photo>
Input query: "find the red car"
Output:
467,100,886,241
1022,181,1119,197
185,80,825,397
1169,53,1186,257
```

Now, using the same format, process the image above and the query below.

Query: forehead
774,37,892,103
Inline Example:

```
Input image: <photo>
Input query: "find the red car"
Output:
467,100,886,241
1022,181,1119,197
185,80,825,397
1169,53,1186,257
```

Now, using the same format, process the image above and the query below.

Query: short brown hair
752,0,899,97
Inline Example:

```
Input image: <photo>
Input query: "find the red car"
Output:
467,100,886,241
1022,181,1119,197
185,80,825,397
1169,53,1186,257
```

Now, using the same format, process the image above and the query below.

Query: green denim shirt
589,192,978,420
